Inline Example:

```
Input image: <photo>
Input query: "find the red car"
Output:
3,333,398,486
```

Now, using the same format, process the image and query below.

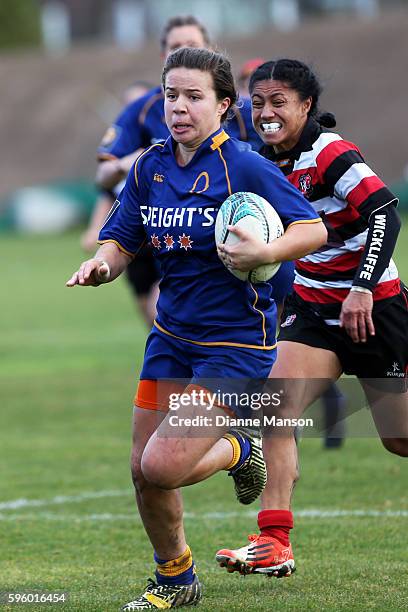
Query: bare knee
141,453,182,489
381,438,408,457
132,452,180,491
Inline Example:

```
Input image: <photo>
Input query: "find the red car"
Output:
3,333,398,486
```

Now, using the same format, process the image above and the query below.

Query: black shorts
126,246,161,296
278,285,408,389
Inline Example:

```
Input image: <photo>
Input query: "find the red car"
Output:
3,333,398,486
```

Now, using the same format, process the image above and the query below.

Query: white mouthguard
262,122,281,133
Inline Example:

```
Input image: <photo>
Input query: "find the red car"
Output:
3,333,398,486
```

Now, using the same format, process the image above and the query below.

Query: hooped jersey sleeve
315,138,398,221
235,151,322,228
98,161,147,256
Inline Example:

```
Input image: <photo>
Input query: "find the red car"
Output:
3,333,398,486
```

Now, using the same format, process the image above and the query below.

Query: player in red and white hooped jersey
255,73,400,320
269,126,400,318
216,58,408,580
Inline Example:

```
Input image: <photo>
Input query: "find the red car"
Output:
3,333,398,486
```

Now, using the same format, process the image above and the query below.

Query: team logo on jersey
100,125,120,147
281,314,297,328
190,171,210,194
298,172,313,196
154,173,164,183
140,205,216,228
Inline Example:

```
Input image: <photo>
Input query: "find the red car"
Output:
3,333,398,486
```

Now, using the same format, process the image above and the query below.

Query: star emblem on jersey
178,233,193,250
163,234,175,250
151,234,161,249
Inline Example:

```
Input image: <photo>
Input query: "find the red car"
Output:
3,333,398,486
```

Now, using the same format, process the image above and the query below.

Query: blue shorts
135,326,276,415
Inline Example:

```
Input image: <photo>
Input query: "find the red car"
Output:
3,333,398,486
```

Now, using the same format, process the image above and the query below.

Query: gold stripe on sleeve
286,218,323,229
97,239,135,257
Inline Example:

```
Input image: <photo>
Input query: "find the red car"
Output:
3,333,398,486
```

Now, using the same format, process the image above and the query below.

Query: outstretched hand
66,259,110,287
217,225,270,272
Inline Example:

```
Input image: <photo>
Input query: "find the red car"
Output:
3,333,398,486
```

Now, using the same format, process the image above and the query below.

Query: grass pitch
1,226,408,611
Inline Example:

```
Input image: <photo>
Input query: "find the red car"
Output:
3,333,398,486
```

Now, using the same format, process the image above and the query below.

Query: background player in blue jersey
81,78,154,253
81,79,160,325
67,48,326,610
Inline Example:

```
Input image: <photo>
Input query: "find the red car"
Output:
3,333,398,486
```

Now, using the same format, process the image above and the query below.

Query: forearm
353,204,401,290
263,221,327,263
88,194,114,232
96,160,124,191
96,149,144,190
81,194,114,252
119,149,144,173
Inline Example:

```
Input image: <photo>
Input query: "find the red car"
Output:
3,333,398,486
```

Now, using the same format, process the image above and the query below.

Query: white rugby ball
215,192,284,283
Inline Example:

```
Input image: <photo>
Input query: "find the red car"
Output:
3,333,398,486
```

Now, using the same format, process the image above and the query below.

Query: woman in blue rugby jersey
66,48,326,610
93,16,264,329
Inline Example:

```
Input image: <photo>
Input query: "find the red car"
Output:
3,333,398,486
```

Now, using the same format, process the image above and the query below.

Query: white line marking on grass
0,490,129,510
0,512,137,521
1,509,408,522
1,491,407,520
296,509,408,518
194,509,408,519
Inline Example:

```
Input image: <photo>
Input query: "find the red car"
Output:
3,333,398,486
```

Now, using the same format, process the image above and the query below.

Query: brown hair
160,15,211,53
162,47,237,123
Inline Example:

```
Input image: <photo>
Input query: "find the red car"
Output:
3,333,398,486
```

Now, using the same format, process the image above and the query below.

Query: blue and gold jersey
98,86,167,160
98,87,261,161
99,129,321,349
229,97,261,151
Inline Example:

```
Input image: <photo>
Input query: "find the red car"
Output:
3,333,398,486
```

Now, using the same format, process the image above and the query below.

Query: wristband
350,286,372,294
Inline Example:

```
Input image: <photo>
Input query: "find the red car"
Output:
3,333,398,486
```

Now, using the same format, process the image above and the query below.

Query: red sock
258,510,293,546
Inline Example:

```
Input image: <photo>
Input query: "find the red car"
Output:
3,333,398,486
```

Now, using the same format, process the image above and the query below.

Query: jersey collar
168,128,230,166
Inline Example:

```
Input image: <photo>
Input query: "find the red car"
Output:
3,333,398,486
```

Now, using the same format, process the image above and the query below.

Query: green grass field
1,225,408,611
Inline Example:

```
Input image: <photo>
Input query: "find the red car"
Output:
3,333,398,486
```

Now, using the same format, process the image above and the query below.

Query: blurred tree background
0,0,41,50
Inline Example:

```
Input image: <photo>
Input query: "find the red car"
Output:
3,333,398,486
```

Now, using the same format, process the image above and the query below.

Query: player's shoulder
312,130,362,161
225,137,280,172
137,86,164,124
222,138,284,192
118,86,163,123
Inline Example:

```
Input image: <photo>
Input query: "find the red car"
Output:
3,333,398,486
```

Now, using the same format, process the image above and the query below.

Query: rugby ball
215,192,284,283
